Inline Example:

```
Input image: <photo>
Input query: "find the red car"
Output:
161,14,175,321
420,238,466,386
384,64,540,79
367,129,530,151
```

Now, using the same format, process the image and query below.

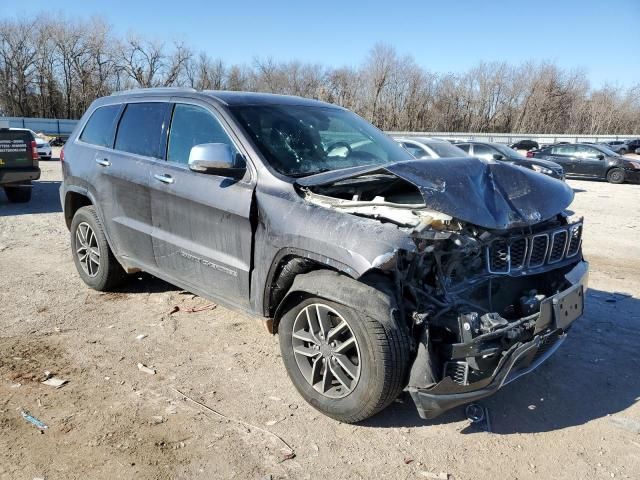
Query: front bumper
408,260,589,419
0,167,41,186
624,168,640,183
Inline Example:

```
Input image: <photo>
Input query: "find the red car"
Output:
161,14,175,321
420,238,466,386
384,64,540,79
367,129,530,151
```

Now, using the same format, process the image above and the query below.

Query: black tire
618,148,627,155
4,185,32,203
279,295,410,423
606,168,625,184
70,205,127,291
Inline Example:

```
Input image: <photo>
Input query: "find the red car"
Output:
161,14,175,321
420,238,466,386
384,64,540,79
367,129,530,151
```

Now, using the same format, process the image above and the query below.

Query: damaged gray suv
61,89,588,422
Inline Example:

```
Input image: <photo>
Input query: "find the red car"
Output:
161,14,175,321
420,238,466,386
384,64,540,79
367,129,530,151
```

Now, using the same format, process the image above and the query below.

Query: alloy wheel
291,303,361,398
75,221,100,277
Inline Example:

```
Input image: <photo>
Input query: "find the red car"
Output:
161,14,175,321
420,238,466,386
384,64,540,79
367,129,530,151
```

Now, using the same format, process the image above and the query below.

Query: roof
109,87,336,108
202,90,337,108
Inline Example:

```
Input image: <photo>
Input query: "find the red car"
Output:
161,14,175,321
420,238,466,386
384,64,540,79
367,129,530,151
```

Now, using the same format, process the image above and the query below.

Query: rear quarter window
115,103,169,158
80,105,122,148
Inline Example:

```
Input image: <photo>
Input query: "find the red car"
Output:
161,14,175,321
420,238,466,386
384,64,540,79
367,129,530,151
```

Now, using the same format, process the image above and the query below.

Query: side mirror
596,154,605,160
492,153,504,160
188,143,240,174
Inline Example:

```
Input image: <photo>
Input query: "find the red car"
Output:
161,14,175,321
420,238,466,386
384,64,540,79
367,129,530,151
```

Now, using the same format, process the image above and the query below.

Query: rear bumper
0,167,41,186
408,260,589,419
37,146,52,158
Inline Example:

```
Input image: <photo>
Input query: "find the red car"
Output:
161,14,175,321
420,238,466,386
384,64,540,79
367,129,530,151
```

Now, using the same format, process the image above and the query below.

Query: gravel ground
1,157,639,480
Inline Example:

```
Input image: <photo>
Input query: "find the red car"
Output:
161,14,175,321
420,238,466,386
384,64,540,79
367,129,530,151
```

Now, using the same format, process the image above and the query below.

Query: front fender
272,270,398,333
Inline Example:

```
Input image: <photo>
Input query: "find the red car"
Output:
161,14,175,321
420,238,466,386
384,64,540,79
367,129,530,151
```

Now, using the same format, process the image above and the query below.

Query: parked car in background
60,88,587,422
509,139,539,151
0,127,40,202
607,139,640,155
27,130,52,159
530,143,640,183
394,137,469,158
455,141,565,179
50,136,67,147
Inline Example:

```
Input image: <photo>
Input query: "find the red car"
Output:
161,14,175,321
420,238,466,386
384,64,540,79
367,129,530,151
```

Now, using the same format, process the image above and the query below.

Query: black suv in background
530,143,640,183
456,141,565,179
510,139,539,151
0,128,41,202
60,88,588,422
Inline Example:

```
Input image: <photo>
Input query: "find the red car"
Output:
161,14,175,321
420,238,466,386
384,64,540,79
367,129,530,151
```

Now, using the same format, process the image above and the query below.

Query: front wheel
279,296,410,423
606,168,625,184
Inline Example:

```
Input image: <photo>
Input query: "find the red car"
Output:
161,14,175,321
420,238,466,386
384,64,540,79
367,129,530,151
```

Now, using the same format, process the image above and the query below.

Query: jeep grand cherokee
60,88,588,422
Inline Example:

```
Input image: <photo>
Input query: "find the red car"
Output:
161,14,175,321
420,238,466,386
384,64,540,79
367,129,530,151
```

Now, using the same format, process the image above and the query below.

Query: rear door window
115,103,169,159
457,143,471,153
167,104,239,165
551,145,576,155
79,105,122,148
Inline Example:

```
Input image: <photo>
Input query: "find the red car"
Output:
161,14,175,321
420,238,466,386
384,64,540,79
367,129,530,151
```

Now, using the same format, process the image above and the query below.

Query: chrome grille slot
486,222,582,274
566,224,582,257
488,238,509,273
509,237,527,269
528,234,549,268
548,230,568,263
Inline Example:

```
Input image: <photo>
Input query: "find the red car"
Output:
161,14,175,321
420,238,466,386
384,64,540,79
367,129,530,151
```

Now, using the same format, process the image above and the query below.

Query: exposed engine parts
301,172,584,389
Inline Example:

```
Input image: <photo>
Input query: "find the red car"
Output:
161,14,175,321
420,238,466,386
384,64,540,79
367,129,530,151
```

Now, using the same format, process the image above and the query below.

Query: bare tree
1,15,639,135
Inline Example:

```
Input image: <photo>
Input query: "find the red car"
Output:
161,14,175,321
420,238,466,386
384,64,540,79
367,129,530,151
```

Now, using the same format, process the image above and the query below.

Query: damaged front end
298,158,588,419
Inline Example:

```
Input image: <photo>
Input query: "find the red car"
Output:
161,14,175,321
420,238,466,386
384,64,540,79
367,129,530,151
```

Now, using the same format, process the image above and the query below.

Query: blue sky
2,0,639,88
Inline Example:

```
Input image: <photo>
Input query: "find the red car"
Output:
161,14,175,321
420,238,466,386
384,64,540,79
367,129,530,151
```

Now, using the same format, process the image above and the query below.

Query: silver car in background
394,136,469,159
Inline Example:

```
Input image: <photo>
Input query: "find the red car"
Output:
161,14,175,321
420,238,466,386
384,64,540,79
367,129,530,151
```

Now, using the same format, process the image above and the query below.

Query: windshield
493,143,526,160
427,141,468,158
228,104,412,176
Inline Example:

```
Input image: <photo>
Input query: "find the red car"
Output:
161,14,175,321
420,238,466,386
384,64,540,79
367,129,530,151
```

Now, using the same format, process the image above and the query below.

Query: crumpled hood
296,158,574,230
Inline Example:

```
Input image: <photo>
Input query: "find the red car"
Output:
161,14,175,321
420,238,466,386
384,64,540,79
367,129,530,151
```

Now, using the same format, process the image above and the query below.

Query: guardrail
1,116,638,143
388,131,639,144
0,117,78,136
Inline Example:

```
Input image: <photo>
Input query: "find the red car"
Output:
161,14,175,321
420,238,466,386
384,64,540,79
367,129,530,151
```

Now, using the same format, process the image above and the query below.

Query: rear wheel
70,206,127,291
279,295,410,423
4,184,32,203
606,168,625,184
619,148,628,155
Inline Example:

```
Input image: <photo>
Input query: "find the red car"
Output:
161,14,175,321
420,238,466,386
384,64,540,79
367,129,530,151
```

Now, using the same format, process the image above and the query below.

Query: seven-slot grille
487,222,582,274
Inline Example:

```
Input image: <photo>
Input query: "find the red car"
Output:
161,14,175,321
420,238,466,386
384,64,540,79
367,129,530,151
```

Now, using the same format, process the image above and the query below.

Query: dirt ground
1,156,639,480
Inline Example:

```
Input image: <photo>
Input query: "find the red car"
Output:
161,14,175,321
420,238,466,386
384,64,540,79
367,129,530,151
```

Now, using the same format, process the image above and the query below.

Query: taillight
31,140,39,160
60,148,65,163
526,151,534,158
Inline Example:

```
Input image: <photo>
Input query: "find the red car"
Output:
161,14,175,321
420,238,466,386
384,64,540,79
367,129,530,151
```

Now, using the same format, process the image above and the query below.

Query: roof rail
111,87,198,96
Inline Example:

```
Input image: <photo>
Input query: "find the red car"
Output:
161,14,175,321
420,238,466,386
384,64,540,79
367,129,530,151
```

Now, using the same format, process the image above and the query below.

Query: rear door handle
154,173,175,184
95,158,111,167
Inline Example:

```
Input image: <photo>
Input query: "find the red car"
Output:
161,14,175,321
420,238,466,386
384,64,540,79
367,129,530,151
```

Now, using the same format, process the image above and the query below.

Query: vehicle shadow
115,272,181,294
361,288,640,434
0,180,62,216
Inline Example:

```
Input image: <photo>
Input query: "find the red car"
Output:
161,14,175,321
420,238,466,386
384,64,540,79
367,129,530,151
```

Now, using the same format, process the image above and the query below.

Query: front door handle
154,173,175,184
95,158,111,167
